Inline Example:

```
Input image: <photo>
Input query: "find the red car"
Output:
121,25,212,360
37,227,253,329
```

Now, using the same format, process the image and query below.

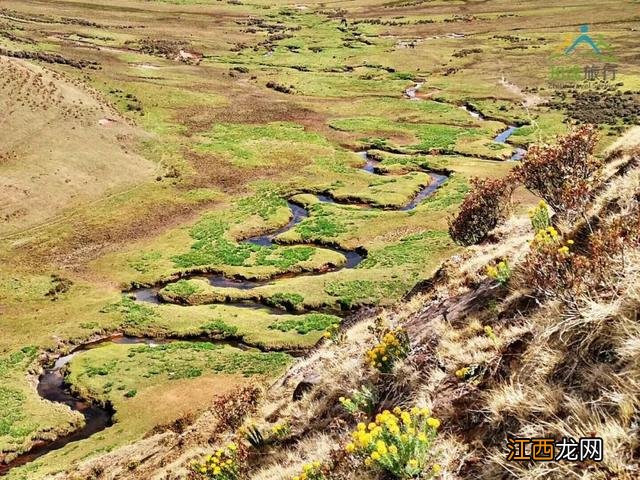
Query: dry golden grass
236,136,640,479
0,56,156,236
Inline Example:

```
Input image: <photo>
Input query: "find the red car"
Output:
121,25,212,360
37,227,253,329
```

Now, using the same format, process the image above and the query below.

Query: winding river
1,337,152,474
130,151,448,306
5,80,521,475
408,82,527,161
0,335,274,475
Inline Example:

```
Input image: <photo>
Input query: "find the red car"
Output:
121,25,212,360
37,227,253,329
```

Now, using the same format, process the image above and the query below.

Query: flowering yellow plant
323,323,345,344
366,328,410,373
291,461,326,480
528,200,551,231
345,407,441,479
486,260,510,286
533,225,561,246
557,239,574,257
191,443,240,480
271,422,290,439
484,325,498,346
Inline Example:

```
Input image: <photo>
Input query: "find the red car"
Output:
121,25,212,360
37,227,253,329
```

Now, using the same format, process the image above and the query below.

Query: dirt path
499,77,543,108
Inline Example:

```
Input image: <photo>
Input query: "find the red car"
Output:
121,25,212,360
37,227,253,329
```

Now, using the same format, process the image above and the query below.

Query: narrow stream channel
129,151,448,305
1,338,155,475
0,335,270,476
407,82,527,161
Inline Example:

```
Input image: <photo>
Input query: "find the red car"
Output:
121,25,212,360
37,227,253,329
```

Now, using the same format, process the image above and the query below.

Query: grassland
66,341,292,430
1,0,639,477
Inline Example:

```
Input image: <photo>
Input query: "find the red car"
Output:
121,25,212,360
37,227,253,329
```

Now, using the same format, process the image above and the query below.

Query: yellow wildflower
427,417,441,429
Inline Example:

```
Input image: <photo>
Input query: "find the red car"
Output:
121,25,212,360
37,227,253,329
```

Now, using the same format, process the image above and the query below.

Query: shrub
366,328,410,373
587,212,640,285
211,386,261,434
448,176,516,246
528,200,551,231
291,461,327,480
345,407,441,479
518,227,590,298
485,259,511,286
513,125,601,219
190,443,242,479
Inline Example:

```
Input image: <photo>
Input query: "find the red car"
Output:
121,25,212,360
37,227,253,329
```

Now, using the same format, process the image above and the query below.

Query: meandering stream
129,151,448,305
1,338,157,474
1,149,449,476
408,82,527,161
0,335,270,475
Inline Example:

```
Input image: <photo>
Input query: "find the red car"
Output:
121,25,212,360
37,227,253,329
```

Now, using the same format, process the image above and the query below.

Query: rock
292,371,321,401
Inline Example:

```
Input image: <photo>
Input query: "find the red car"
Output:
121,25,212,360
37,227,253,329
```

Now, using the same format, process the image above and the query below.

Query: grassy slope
0,58,157,235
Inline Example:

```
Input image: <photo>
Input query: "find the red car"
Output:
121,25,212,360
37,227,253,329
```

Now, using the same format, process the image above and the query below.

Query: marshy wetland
1,0,639,478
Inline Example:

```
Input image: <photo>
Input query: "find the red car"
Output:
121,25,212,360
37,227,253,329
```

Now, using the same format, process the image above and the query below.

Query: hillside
0,57,155,235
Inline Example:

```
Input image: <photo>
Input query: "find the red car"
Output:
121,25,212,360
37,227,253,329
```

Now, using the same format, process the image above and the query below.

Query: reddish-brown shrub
513,125,601,219
588,211,640,283
518,227,592,298
448,175,517,246
211,385,261,435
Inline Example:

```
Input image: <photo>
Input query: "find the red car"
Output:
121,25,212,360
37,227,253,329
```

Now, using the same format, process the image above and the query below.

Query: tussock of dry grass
251,434,336,480
475,142,640,479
